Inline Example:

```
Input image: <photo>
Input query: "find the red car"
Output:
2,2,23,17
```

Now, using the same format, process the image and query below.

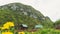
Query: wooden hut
55,24,60,29
20,24,28,30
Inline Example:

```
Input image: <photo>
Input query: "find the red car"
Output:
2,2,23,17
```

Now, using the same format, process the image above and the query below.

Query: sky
0,0,60,22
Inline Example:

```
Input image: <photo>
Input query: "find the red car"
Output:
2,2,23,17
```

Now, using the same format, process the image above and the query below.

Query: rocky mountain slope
0,3,53,28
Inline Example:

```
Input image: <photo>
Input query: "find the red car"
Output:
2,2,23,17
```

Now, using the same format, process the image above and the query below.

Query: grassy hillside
0,3,53,28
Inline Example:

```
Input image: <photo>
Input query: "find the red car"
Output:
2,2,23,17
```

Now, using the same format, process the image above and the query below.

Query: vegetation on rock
0,3,53,29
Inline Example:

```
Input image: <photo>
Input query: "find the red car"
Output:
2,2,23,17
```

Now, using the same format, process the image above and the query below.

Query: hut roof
21,24,28,27
35,24,43,28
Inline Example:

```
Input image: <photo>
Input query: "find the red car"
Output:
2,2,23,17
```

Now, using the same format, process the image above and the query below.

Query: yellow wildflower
18,31,25,34
1,22,14,30
31,32,34,34
3,22,14,27
2,31,13,34
1,26,9,30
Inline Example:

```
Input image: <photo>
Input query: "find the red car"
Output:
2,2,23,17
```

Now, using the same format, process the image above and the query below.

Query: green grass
0,28,60,34
25,29,60,34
